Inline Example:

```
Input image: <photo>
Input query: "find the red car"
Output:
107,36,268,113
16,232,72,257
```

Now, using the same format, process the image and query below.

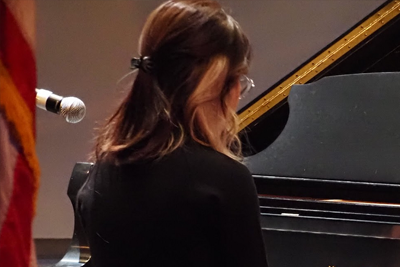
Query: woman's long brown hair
95,0,251,164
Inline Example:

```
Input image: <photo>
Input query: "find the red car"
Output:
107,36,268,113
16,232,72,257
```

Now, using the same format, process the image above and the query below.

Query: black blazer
77,142,268,267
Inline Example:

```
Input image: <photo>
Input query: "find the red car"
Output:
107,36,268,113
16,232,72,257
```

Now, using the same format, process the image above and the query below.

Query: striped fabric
0,1,39,266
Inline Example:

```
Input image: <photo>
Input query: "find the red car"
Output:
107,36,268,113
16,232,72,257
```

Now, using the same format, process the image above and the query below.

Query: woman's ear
227,78,241,110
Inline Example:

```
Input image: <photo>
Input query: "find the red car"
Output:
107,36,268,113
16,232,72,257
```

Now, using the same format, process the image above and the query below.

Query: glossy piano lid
245,72,400,184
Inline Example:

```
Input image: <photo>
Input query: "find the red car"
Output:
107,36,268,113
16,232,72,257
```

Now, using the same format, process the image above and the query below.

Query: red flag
0,1,40,266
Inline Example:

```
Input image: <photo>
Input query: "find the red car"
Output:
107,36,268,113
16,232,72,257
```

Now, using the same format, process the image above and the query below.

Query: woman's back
78,142,267,267
81,1,268,265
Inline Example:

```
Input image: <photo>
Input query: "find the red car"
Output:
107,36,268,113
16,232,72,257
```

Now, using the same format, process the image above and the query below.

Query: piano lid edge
238,0,400,131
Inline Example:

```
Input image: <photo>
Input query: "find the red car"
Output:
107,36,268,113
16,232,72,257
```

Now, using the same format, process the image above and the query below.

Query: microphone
35,89,86,123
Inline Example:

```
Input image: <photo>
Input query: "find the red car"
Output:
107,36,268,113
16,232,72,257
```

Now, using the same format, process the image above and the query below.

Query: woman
77,0,268,266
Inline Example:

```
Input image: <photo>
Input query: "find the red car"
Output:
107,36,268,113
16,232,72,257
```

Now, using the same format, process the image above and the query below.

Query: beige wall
34,0,386,238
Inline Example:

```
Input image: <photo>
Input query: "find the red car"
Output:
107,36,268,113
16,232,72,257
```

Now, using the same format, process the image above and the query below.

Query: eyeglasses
239,75,255,99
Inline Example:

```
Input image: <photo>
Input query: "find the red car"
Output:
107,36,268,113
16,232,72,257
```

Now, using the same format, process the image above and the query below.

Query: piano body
240,0,400,266
59,1,400,266
250,73,400,267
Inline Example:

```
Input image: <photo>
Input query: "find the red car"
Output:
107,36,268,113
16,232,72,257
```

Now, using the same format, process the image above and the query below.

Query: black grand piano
58,1,400,266
239,0,400,266
250,72,400,267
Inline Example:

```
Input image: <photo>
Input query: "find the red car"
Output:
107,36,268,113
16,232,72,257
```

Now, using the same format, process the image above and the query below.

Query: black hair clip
130,56,154,73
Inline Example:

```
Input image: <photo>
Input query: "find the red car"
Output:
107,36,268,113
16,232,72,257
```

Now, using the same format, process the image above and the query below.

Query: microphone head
60,97,86,123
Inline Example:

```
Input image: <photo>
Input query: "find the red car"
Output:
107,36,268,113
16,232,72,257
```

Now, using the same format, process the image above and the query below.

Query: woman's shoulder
177,142,252,179
94,141,252,182
179,142,258,202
